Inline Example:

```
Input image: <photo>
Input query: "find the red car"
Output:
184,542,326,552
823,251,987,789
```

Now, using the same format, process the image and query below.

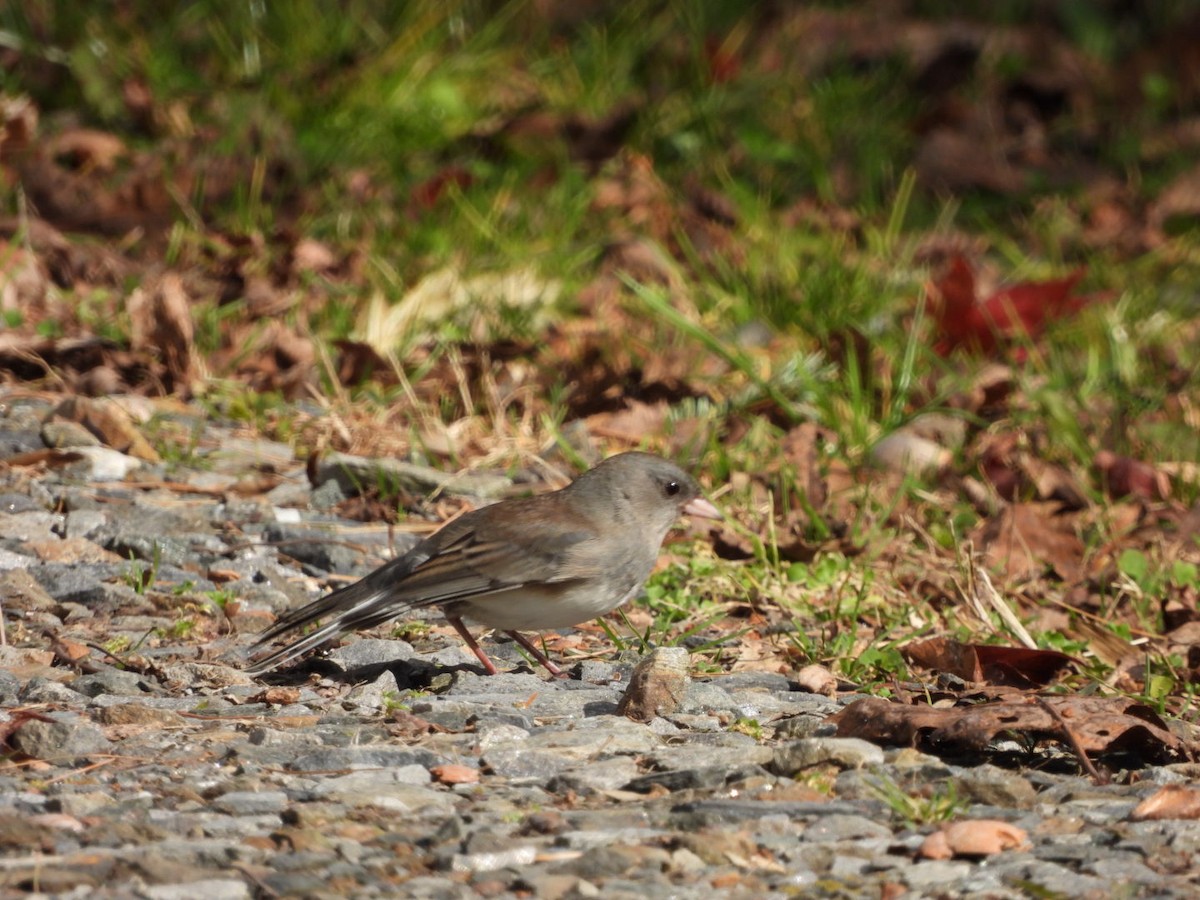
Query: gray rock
702,672,796,693
211,790,289,815
0,510,64,541
311,779,451,813
20,677,87,704
342,668,402,712
262,520,371,574
993,859,1108,895
670,800,864,828
548,757,642,793
772,737,885,774
679,680,736,713
289,747,444,771
956,764,1038,808
0,427,44,457
801,813,893,842
316,451,514,500
10,712,110,764
308,478,348,510
329,637,417,669
774,713,837,739
29,562,127,605
483,748,577,780
63,509,111,540
142,879,251,900
42,420,101,448
475,722,531,750
66,446,143,481
0,493,44,513
535,718,660,758
0,546,37,570
902,860,976,888
0,669,21,704
577,660,622,683
624,764,767,794
70,668,150,697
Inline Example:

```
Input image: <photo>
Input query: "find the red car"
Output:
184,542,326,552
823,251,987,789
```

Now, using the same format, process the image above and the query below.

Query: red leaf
932,256,1094,357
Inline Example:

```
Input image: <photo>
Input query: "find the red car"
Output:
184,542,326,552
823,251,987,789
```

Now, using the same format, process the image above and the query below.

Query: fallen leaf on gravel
47,395,161,462
430,764,480,785
919,820,1029,859
27,812,86,833
794,664,838,695
1129,785,1200,821
49,637,91,665
831,694,1189,765
250,687,302,705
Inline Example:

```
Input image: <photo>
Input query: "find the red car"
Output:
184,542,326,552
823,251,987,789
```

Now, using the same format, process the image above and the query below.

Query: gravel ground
1,393,1199,899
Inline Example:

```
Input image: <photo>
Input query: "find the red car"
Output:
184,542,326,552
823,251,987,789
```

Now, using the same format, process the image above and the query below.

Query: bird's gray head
571,451,722,535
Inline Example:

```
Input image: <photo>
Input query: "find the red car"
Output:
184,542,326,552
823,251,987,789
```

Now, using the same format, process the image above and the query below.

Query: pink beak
683,496,723,521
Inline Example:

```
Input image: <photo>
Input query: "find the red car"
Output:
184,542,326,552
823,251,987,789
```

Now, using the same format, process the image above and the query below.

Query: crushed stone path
1,391,1198,899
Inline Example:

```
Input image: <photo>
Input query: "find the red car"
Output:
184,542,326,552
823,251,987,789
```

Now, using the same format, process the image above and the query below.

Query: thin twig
1036,695,1108,785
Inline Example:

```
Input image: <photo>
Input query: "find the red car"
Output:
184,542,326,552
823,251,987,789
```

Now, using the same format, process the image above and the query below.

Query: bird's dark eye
664,480,682,497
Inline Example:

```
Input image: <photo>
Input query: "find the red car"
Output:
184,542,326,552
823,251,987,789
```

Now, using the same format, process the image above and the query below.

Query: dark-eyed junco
246,451,722,677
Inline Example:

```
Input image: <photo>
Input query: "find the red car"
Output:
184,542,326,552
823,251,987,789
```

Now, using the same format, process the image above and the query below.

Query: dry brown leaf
1095,450,1171,501
974,503,1085,583
430,764,480,785
587,399,669,443
1129,785,1200,821
45,128,127,171
831,694,1188,764
919,820,1030,859
127,272,200,395
47,395,161,462
903,638,1076,688
794,664,838,696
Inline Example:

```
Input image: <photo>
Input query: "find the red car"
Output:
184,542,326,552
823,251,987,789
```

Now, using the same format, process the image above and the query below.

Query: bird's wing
245,504,603,673
393,522,605,604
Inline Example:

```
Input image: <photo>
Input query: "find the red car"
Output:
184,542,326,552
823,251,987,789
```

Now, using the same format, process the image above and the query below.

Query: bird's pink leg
505,631,567,679
447,617,499,675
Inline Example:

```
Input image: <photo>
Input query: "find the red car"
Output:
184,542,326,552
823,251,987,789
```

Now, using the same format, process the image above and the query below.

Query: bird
245,451,722,677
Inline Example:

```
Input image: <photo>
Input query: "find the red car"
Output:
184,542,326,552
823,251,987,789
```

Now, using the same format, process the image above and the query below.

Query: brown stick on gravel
1036,696,1108,785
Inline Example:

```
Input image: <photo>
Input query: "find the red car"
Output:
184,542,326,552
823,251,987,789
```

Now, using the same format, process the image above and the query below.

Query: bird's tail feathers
244,569,409,674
